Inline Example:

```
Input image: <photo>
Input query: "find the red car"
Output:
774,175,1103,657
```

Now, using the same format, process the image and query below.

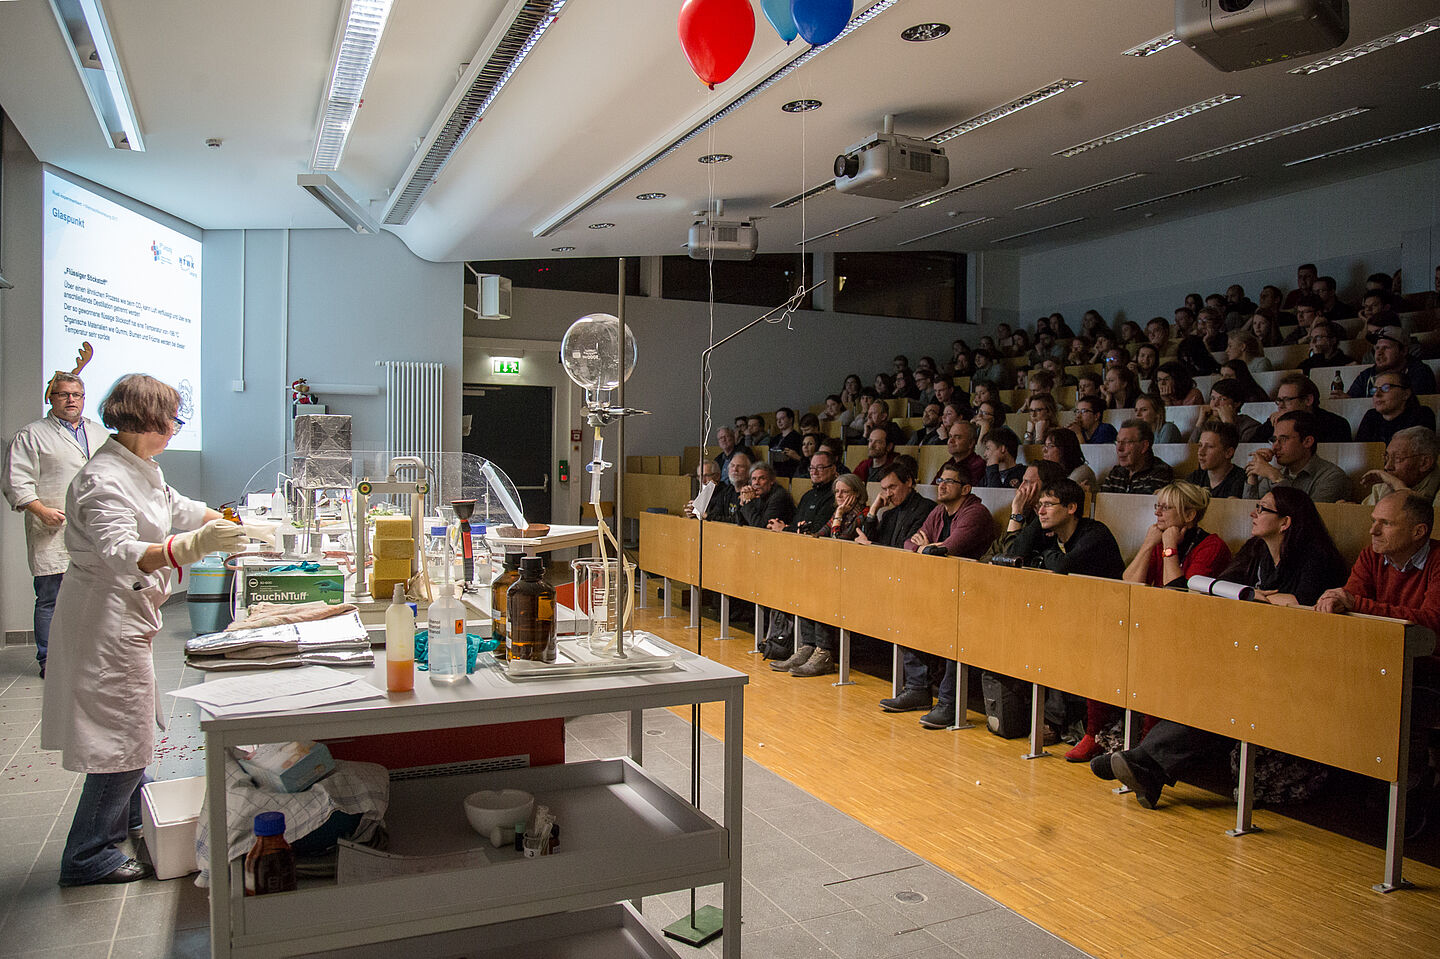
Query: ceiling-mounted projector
687,216,758,261
1176,0,1348,72
834,131,948,202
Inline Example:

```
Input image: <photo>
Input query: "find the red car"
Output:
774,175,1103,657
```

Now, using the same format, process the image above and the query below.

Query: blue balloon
761,0,798,43
792,0,851,46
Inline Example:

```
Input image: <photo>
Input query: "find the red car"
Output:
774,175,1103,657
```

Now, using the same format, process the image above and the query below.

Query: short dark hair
1277,409,1318,443
1042,478,1086,510
1119,418,1153,446
1076,394,1105,414
1367,272,1394,291
825,393,843,405
101,373,180,435
881,461,916,485
777,406,795,419
1298,262,1317,272
1208,378,1247,405
1295,293,1325,311
1277,371,1319,406
1315,275,1337,292
1200,419,1240,450
1031,459,1067,487
985,426,1020,457
1388,491,1434,538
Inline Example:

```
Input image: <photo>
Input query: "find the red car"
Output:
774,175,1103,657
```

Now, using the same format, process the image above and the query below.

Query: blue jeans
34,573,63,667
901,649,940,693
60,768,150,884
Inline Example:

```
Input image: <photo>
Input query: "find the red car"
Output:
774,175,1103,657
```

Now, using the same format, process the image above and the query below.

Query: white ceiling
2,0,1438,263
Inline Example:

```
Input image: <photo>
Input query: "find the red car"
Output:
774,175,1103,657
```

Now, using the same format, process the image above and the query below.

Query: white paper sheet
170,665,367,708
691,481,715,519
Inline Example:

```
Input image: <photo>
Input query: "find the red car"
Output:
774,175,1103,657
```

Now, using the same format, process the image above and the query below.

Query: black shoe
1090,753,1118,781
59,858,154,886
38,663,45,679
1111,753,1163,809
879,688,931,712
918,705,956,729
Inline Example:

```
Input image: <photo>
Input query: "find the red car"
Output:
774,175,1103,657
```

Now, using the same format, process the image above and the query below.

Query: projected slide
42,170,202,451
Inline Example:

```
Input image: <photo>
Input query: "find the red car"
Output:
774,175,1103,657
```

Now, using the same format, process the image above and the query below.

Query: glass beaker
570,557,635,653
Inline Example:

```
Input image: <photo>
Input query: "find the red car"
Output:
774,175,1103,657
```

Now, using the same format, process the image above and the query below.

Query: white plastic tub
141,776,206,880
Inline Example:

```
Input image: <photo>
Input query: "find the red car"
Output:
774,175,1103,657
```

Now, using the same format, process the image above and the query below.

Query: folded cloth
228,601,359,631
194,754,389,887
187,648,375,670
188,611,368,661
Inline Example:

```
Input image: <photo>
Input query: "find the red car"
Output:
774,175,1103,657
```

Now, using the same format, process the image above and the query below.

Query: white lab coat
40,437,208,774
2,413,107,575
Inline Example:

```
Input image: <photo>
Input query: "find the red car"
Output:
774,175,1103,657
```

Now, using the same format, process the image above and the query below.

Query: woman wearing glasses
1040,428,1095,493
1355,370,1435,445
41,374,246,886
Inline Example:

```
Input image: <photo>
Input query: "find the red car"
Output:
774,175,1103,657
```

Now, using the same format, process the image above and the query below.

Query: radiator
380,360,443,513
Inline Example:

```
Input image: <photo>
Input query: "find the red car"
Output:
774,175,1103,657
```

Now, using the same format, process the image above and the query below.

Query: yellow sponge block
372,516,412,540
371,577,407,600
372,537,413,559
372,556,412,583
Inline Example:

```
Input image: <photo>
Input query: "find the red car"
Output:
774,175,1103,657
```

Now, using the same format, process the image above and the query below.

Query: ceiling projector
1176,0,1348,72
688,216,758,261
834,132,949,202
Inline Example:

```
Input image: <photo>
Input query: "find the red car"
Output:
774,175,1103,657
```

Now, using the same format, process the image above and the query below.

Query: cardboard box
237,741,336,794
141,776,206,880
241,565,344,607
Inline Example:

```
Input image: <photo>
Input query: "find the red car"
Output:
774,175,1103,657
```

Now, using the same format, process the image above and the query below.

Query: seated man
1004,478,1124,577
1100,420,1174,494
712,427,752,484
1243,410,1350,502
865,400,908,446
980,426,1026,489
683,461,723,519
1187,378,1261,444
909,402,945,446
1297,320,1352,373
745,413,771,450
1069,395,1117,445
1146,317,1177,359
761,451,839,671
1186,420,1247,498
1282,262,1318,310
1362,427,1440,506
1282,294,1324,345
880,465,996,725
856,462,933,550
1344,324,1437,398
854,428,896,482
737,460,795,527
1253,372,1352,444
1314,274,1357,320
912,369,936,410
768,407,805,478
935,420,985,485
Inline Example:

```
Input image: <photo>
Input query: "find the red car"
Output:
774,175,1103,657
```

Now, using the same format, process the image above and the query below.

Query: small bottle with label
490,550,522,661
507,556,557,663
244,812,296,896
1331,370,1345,394
427,540,468,684
385,583,415,693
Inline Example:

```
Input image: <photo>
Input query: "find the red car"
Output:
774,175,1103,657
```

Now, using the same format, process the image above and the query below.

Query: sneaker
1064,734,1102,763
918,705,956,729
790,648,835,677
1111,752,1163,809
879,688,931,712
770,645,814,672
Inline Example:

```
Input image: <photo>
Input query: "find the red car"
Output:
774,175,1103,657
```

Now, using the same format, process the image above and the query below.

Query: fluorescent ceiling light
1014,172,1147,211
311,0,396,171
1122,33,1180,57
1113,175,1248,212
897,216,995,247
46,0,144,150
298,174,380,234
532,0,901,237
772,182,836,209
900,168,1027,211
1288,17,1440,75
1177,108,1370,162
990,218,1085,244
928,80,1085,144
796,216,883,245
1054,94,1241,158
1422,80,1440,90
1283,122,1440,167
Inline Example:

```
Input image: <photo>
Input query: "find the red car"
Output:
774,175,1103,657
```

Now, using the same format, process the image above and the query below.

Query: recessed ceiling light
697,154,732,164
551,246,575,252
587,222,614,229
1122,33,1180,58
990,217,1085,244
898,216,995,247
1054,94,1241,157
1178,107,1370,162
796,216,883,245
1288,17,1440,75
928,80,1085,144
901,23,949,42
782,99,823,113
1113,176,1248,212
1014,173,1147,211
635,192,666,200
1283,122,1440,167
900,168,1028,210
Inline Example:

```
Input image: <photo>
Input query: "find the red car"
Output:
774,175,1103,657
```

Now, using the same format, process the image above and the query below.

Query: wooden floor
632,596,1440,959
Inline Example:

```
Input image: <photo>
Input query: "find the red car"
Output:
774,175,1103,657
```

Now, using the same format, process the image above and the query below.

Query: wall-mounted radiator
379,360,443,513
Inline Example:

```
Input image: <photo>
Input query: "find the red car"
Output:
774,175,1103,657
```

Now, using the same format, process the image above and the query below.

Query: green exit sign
491,357,521,375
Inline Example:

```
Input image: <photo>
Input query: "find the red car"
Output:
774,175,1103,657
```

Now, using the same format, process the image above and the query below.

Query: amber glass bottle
506,556,556,663
244,812,296,896
489,550,522,660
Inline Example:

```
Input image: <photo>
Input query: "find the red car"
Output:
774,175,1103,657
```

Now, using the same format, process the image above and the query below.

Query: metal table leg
1023,683,1049,759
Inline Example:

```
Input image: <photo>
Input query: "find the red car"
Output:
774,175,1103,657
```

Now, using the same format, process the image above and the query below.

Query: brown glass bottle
506,556,557,663
489,550,522,660
244,812,296,896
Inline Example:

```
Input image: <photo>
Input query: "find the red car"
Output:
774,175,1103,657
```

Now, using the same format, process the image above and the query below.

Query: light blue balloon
762,0,798,43
792,0,851,47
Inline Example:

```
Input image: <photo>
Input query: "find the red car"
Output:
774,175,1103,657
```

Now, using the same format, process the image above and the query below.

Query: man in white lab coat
2,373,106,677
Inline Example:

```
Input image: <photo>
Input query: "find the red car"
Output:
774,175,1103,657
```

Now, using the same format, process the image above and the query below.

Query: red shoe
1065,734,1101,763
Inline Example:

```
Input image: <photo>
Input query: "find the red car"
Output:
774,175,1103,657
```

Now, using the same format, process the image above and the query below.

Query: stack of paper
186,611,373,670
170,666,384,718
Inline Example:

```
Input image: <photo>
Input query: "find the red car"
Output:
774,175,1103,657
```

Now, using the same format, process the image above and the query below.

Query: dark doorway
463,384,553,524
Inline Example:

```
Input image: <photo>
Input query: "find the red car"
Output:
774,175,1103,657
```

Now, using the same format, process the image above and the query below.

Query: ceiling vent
384,0,566,225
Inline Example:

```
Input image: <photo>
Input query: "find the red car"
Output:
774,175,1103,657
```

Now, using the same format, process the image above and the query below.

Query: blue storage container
188,552,235,635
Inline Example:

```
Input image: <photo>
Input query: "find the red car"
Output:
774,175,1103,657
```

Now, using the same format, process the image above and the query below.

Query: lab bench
200,639,747,959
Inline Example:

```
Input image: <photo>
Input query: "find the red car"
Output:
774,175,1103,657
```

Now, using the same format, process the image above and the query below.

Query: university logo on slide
149,239,174,266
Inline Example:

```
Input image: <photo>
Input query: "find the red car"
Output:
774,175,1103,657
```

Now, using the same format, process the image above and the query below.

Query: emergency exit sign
491,357,521,375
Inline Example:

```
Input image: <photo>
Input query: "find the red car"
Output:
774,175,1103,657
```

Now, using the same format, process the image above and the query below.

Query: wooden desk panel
623,474,691,519
699,522,760,600
837,542,959,656
1128,589,1409,779
751,534,841,620
638,512,697,582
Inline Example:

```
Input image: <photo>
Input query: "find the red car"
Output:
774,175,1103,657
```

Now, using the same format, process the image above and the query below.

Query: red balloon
677,0,756,90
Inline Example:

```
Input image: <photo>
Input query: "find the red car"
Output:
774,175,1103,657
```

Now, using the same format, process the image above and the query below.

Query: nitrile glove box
240,565,344,607
237,741,336,794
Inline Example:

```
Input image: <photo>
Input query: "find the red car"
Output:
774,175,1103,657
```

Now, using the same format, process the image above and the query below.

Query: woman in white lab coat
41,373,246,886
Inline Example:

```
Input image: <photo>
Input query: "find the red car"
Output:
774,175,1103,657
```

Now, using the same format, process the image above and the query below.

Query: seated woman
1356,370,1436,445
1090,487,1349,807
839,374,864,410
1067,481,1232,762
1134,343,1161,384
1220,360,1271,404
970,381,1010,416
1175,334,1221,377
1103,365,1141,411
1155,361,1204,407
1226,330,1273,375
1117,320,1145,350
1247,311,1282,347
1135,393,1183,444
1023,393,1062,444
873,372,895,399
891,368,919,399
1041,427,1095,492
1082,310,1111,342
798,432,822,473
970,349,1013,390
818,394,846,424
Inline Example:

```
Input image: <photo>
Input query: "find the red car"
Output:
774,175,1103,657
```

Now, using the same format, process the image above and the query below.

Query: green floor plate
662,905,724,947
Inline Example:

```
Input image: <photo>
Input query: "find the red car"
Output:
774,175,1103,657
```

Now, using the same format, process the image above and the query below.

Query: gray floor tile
829,863,999,926
0,898,122,956
801,902,947,959
809,824,923,875
0,842,43,879
111,925,210,959
0,815,60,847
0,790,68,821
2,943,111,959
119,879,212,930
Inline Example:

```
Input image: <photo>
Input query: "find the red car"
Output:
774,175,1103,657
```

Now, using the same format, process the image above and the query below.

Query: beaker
570,557,635,653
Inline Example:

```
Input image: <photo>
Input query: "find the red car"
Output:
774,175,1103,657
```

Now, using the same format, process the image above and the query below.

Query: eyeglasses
1036,499,1063,510
171,415,186,432
935,477,963,486
1252,503,1279,516
1374,383,1405,394
808,463,834,473
1275,394,1302,406
51,391,85,401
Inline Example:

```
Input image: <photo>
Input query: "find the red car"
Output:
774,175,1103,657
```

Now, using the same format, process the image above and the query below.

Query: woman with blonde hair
1227,329,1273,375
